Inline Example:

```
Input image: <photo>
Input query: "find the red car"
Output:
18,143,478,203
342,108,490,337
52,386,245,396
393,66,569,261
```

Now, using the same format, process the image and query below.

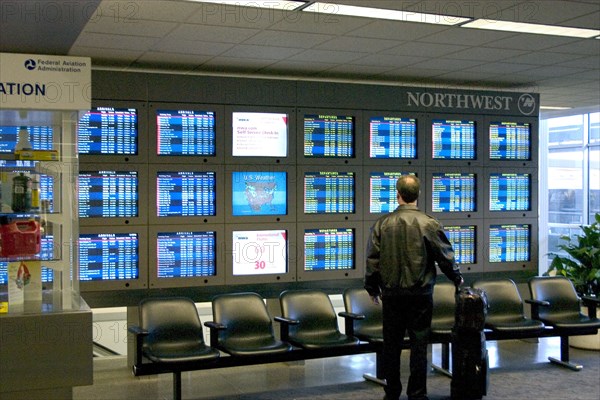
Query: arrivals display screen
303,228,354,271
489,121,531,160
79,170,138,218
304,171,354,214
304,114,354,158
0,126,53,153
156,171,216,217
79,232,139,281
231,230,287,276
156,109,216,156
156,231,216,278
432,119,475,160
431,173,476,212
369,117,417,159
78,107,137,155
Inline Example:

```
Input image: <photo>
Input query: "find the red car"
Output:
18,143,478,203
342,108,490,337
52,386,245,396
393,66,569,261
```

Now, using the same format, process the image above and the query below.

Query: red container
0,220,41,258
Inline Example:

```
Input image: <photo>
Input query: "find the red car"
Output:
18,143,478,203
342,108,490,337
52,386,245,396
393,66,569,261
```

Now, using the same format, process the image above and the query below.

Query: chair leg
548,336,582,371
431,343,452,378
173,371,182,400
363,350,386,386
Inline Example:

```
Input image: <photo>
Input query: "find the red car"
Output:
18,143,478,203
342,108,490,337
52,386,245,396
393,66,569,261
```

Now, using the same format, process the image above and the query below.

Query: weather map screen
156,171,216,217
78,107,137,155
489,121,531,160
369,117,417,159
231,171,287,216
156,231,216,278
303,228,354,271
432,119,475,160
156,109,216,156
304,171,354,214
304,114,354,157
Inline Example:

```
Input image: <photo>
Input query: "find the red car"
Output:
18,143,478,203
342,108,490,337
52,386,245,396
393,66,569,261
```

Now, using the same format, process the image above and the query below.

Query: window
540,111,600,273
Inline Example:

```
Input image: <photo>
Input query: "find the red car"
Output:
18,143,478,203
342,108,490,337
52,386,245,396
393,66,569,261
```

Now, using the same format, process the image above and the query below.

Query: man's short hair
396,175,420,203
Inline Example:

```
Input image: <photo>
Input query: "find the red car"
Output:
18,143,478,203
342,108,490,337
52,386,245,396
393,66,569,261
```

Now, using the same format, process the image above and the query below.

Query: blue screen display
78,107,137,155
79,171,138,218
156,109,216,156
231,171,287,216
369,172,416,214
444,225,476,264
79,233,139,281
304,114,354,158
156,171,216,217
0,126,53,153
304,171,354,214
489,224,530,263
369,117,417,159
431,172,476,212
489,173,531,211
432,119,475,160
156,231,216,278
303,228,354,271
489,121,530,160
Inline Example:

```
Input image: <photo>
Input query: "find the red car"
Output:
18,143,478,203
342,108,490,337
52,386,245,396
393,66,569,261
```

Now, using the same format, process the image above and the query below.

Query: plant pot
570,332,600,350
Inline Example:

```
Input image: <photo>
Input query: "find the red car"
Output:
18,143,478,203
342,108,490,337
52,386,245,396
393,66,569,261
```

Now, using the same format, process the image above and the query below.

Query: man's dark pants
381,292,433,399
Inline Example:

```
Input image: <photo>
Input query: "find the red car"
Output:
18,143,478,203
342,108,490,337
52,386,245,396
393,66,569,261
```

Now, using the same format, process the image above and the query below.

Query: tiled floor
73,337,600,400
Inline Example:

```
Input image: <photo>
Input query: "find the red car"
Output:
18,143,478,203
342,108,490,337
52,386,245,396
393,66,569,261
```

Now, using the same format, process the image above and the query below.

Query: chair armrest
582,296,599,319
338,311,365,320
204,321,227,347
338,312,364,337
274,316,298,341
525,299,550,307
127,325,148,366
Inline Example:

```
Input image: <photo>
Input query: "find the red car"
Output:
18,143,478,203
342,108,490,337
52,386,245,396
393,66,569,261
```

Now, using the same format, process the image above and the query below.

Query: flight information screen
156,231,216,278
489,173,531,211
156,109,216,156
303,228,354,271
432,119,475,160
304,171,354,214
369,117,417,159
0,126,53,153
79,233,139,281
444,225,476,264
489,224,530,263
156,171,216,217
78,107,137,155
489,121,531,160
79,170,138,218
431,173,476,212
369,172,415,214
304,114,354,157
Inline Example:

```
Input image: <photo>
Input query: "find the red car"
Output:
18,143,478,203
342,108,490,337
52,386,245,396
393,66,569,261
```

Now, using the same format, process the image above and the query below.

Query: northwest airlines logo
518,94,536,115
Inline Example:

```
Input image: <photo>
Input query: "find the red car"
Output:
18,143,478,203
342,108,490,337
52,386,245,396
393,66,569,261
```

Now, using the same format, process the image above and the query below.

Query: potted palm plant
547,213,600,297
546,213,600,349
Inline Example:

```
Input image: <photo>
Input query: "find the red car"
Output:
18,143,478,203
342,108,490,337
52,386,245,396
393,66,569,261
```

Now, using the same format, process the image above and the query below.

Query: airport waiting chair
473,278,545,337
430,282,457,377
128,297,220,400
206,292,293,356
276,289,360,350
527,276,600,370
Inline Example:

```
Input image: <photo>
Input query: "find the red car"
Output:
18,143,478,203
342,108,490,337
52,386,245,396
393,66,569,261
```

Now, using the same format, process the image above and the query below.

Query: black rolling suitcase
451,287,489,400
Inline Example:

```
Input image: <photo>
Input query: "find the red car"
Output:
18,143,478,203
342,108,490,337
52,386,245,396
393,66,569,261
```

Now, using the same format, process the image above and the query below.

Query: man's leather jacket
364,204,462,297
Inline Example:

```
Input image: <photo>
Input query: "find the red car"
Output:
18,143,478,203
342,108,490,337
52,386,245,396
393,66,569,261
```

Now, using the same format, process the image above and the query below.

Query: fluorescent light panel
193,1,307,10
463,19,600,39
540,106,572,110
303,2,471,25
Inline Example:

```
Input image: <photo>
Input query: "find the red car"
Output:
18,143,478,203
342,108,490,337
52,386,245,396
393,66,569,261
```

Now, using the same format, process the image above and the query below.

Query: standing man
365,175,463,400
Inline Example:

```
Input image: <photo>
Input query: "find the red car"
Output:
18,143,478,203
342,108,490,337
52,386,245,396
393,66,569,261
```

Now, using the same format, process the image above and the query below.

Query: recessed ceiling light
191,1,307,11
303,2,471,26
462,19,600,39
540,106,572,110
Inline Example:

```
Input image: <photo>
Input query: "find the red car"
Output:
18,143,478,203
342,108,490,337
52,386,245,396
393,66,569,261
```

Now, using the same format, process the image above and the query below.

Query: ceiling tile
72,32,159,51
383,41,469,57
349,54,428,68
315,36,401,53
219,44,304,60
448,47,528,62
288,49,370,63
151,38,234,55
82,15,178,37
348,20,449,41
243,30,334,48
165,23,260,44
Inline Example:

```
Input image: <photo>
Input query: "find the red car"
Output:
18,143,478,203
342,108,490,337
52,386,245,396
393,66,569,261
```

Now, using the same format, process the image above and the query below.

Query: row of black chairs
129,276,599,400
344,275,600,379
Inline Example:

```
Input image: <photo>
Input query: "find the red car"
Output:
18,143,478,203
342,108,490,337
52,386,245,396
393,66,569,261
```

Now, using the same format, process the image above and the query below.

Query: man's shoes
408,397,429,400
383,396,399,400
